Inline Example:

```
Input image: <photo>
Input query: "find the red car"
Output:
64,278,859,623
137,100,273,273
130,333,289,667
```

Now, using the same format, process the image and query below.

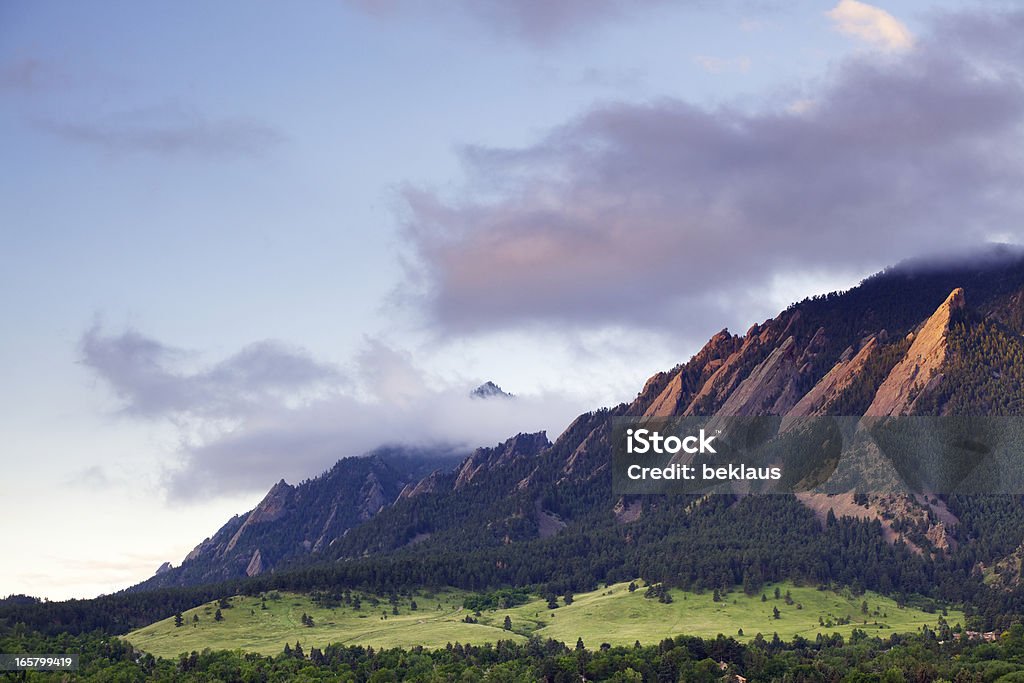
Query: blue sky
2,0,1022,599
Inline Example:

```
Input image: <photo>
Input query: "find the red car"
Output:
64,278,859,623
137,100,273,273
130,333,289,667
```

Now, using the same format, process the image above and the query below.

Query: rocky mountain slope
145,247,1024,591
320,248,1024,561
138,447,464,589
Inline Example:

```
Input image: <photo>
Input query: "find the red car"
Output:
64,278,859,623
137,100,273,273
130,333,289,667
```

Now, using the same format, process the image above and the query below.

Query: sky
2,0,1024,600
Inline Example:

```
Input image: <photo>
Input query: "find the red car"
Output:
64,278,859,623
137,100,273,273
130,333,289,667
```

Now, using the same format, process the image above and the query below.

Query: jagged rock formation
454,432,550,489
397,470,444,500
136,447,464,589
641,329,740,417
866,288,965,416
139,247,1024,591
716,336,801,416
471,381,514,399
787,337,879,417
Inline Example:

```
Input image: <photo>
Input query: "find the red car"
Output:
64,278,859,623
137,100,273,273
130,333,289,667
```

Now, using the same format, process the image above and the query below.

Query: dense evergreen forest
7,621,1024,681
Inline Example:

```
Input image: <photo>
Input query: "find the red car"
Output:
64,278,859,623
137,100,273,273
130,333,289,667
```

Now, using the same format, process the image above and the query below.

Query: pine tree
174,612,183,628
503,616,512,630
575,637,585,651
214,609,223,622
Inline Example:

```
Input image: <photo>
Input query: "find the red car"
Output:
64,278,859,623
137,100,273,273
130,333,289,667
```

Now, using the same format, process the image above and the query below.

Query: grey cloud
401,8,1024,334
80,326,341,418
81,327,588,499
36,106,283,158
166,384,585,499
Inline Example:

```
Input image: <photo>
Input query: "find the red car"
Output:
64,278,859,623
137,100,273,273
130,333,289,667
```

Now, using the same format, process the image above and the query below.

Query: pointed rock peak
944,287,966,310
471,381,514,399
866,288,965,416
249,479,295,524
154,561,173,576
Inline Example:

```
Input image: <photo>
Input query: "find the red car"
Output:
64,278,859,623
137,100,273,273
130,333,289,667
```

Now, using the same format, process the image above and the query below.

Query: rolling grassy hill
127,581,962,658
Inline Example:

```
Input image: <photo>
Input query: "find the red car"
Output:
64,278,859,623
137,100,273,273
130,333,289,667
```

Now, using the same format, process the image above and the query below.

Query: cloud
80,326,341,419
81,327,588,498
36,106,283,158
169,385,583,498
346,0,677,45
693,55,752,74
827,0,914,51
400,8,1024,335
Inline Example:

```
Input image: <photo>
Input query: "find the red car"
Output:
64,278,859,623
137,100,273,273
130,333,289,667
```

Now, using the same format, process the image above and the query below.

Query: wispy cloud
399,8,1024,335
827,0,914,52
80,326,341,419
80,327,588,499
36,106,283,158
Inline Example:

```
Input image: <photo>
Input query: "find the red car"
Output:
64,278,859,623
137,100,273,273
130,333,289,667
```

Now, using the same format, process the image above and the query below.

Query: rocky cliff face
397,470,444,500
866,288,964,416
140,447,464,589
453,432,550,489
787,336,879,418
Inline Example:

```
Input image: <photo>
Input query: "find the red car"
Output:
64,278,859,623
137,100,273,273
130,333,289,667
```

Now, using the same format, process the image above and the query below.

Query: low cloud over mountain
80,327,586,499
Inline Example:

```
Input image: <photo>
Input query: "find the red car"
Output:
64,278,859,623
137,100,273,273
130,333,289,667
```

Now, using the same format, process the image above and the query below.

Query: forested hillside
7,249,1024,646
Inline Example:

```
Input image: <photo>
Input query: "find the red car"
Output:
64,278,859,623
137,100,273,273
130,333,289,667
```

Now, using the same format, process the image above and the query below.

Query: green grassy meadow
127,582,963,659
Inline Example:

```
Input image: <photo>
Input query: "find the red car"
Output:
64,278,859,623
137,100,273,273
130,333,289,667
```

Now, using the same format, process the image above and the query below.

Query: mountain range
134,247,1024,612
